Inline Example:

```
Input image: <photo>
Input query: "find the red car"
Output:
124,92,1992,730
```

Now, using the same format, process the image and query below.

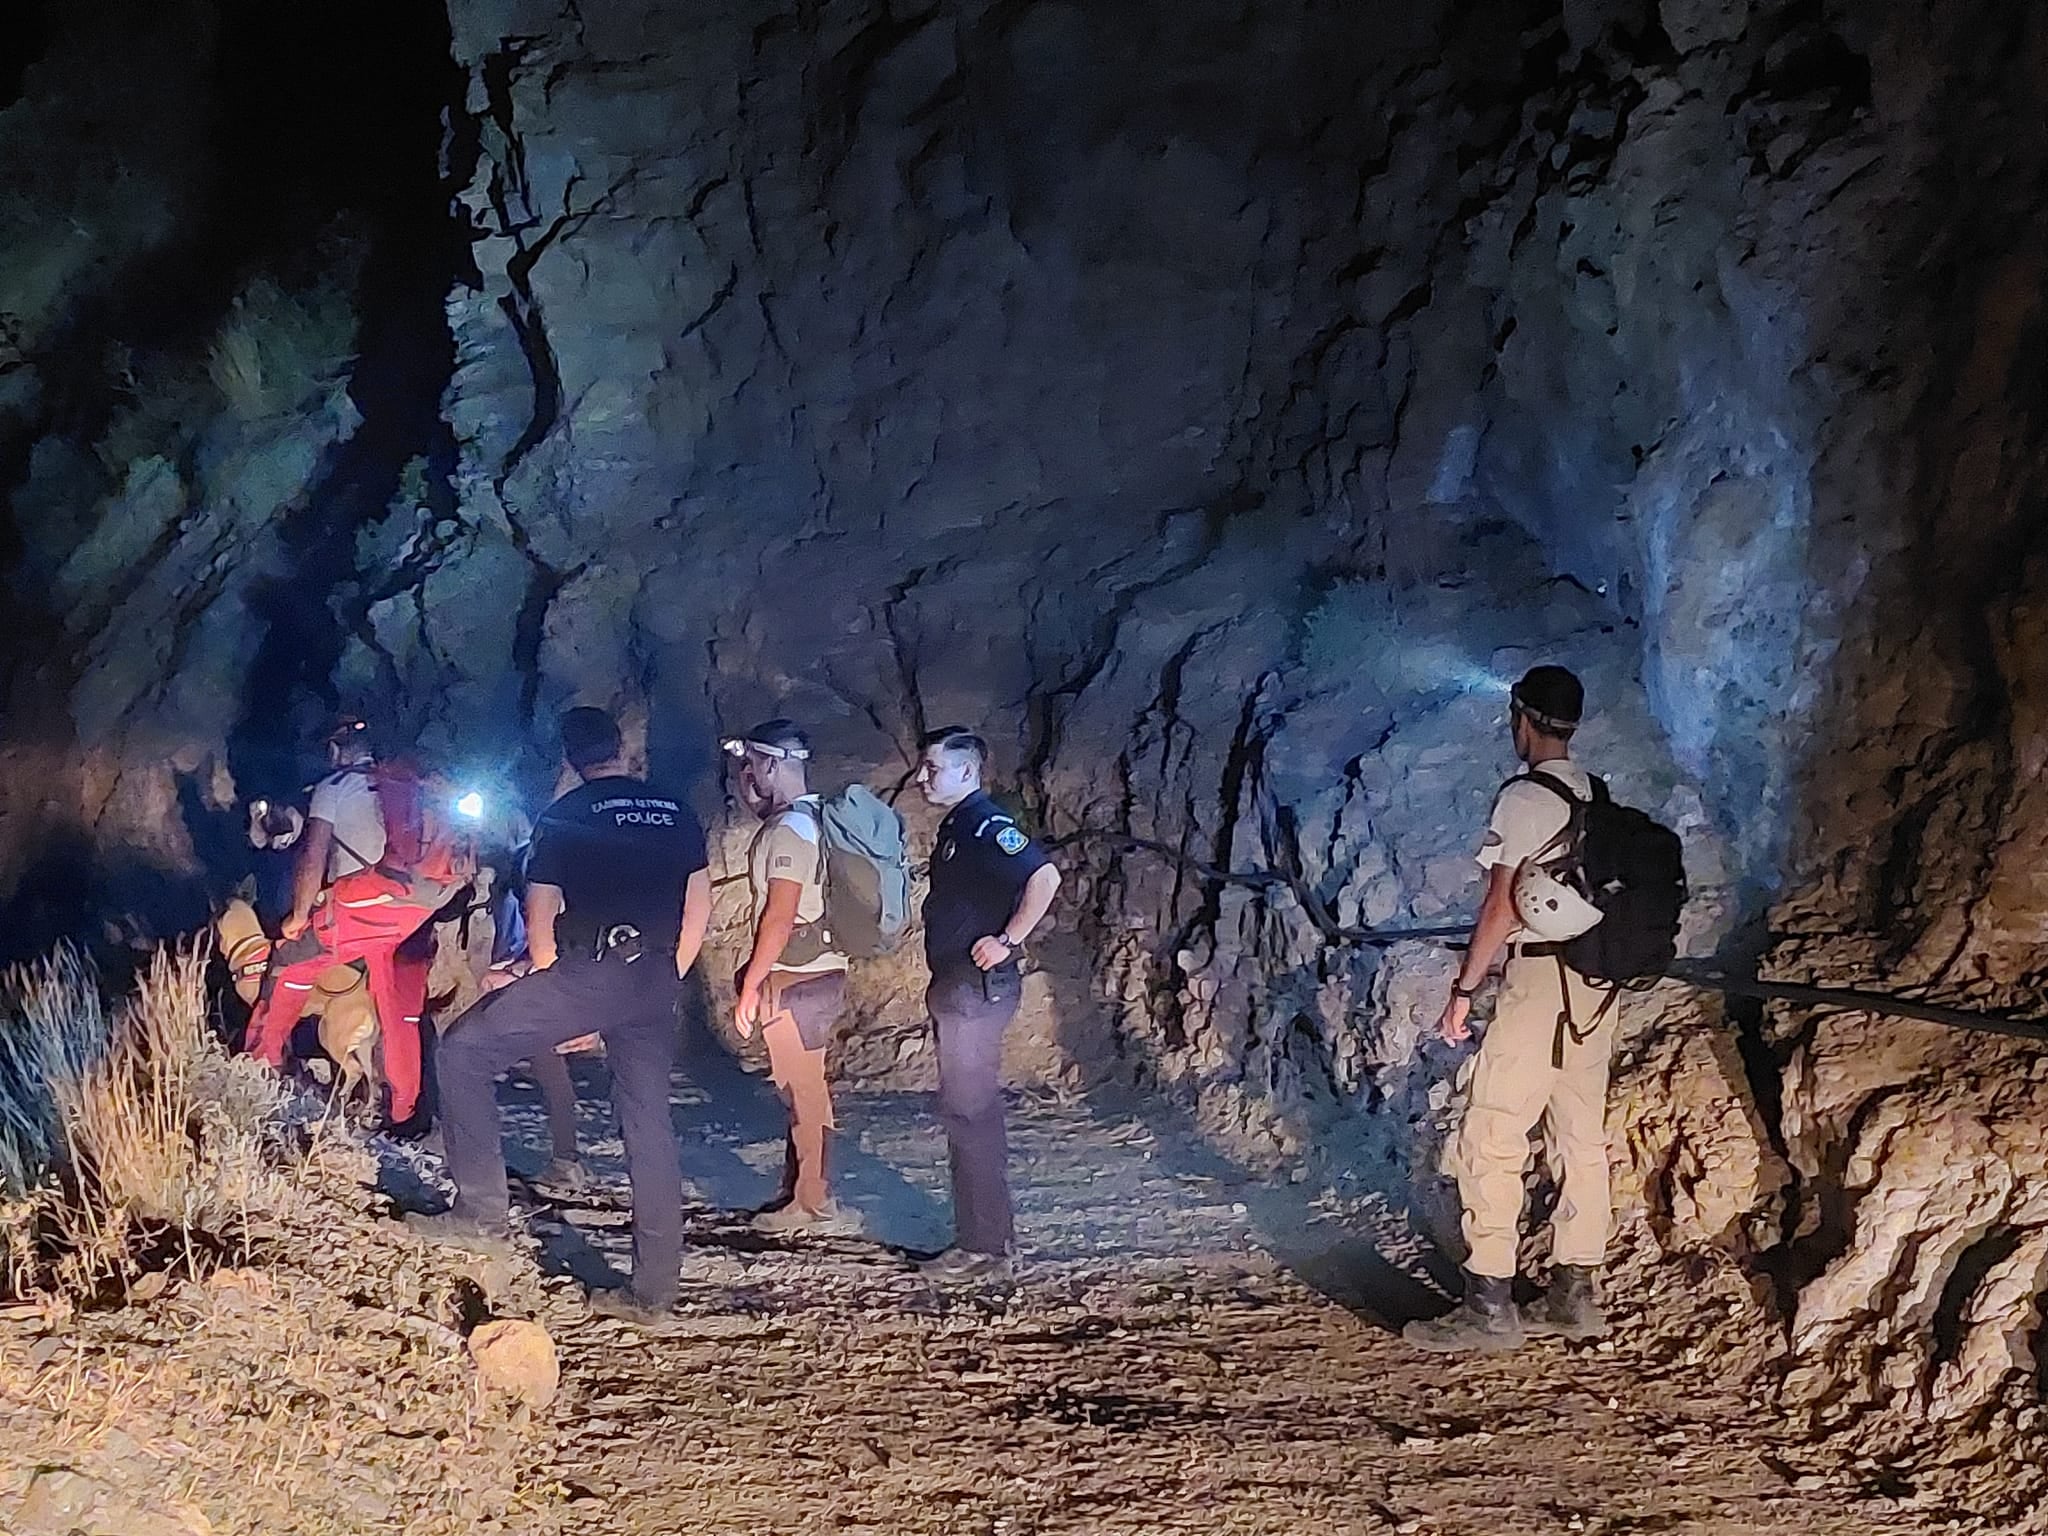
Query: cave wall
421,0,2047,1083
0,0,466,953
0,0,226,934
421,3,1745,992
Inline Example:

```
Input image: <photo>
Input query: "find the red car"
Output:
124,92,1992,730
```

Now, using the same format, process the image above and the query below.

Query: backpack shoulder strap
784,799,829,887
1516,769,1590,864
1519,767,1590,807
328,829,375,874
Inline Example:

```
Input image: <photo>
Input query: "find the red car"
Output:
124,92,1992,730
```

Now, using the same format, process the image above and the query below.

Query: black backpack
1522,771,1687,985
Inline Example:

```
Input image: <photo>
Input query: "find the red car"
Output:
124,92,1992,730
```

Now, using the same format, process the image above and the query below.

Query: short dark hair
921,726,987,773
1511,666,1584,737
743,718,811,756
560,706,623,773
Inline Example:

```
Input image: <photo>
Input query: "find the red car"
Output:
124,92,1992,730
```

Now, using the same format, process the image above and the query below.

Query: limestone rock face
0,0,457,955
1758,949,2048,1431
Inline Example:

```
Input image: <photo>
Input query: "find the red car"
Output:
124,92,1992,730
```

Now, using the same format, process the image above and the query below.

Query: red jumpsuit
244,880,439,1121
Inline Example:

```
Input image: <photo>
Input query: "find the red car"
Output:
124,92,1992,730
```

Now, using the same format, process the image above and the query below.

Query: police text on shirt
592,796,680,827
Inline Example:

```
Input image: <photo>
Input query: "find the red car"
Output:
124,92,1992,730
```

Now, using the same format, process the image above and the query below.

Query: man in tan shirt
1408,665,1619,1353
728,719,856,1233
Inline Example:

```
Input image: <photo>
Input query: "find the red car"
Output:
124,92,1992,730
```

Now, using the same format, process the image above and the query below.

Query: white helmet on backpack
1512,858,1604,943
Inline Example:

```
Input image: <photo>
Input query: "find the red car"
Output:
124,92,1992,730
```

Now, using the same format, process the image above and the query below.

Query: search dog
216,895,383,1120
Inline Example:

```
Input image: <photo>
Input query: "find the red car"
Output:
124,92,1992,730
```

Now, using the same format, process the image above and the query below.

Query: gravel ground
479,1050,2006,1536
0,1043,2031,1535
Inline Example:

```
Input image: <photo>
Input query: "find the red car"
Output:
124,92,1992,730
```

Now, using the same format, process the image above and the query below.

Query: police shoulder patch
995,825,1028,856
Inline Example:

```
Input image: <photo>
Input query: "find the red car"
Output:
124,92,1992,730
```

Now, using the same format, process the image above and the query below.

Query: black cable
1661,962,2048,1046
1046,827,1470,947
1053,824,2048,1044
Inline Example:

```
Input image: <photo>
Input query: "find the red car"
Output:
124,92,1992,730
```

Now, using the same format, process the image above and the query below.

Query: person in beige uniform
728,719,857,1234
1407,665,1619,1354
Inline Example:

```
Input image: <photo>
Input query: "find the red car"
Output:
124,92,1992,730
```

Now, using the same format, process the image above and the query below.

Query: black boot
1403,1272,1525,1354
1523,1264,1608,1340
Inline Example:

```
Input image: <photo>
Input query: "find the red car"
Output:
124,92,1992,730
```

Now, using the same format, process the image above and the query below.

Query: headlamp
1508,688,1579,735
251,798,270,816
720,737,811,762
454,790,486,820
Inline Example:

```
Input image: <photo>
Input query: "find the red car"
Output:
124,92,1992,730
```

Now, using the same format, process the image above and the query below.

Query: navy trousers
928,965,1022,1255
438,955,681,1306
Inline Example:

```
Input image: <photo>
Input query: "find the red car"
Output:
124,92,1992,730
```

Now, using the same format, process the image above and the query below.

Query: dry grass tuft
0,946,561,1532
0,946,107,1197
49,947,289,1291
204,275,357,420
1,943,296,1300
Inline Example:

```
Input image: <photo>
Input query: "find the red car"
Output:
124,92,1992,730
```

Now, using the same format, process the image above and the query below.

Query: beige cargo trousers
1448,949,1623,1280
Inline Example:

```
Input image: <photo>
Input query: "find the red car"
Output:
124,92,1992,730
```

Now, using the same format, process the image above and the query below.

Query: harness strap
1519,769,1593,870
225,931,273,983
329,830,367,869
777,801,839,958
319,764,381,877
1551,952,1621,1071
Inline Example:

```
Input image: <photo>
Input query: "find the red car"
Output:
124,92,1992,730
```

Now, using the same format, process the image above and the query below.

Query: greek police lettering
592,795,679,827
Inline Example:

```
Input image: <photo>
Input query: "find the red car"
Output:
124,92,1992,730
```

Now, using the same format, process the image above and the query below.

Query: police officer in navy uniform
914,726,1063,1277
407,707,712,1324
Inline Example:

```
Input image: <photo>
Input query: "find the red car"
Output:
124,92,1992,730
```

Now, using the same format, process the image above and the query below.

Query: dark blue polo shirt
525,775,707,955
923,791,1050,981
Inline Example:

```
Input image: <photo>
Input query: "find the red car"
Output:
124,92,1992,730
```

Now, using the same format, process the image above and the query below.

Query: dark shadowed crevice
1931,1225,2025,1373
1763,1080,1912,1312
228,0,471,792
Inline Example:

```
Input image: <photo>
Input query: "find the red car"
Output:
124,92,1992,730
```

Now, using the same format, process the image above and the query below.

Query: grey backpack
784,786,911,961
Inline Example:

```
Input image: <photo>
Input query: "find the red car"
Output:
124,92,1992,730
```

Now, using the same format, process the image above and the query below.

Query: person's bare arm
971,864,1062,971
525,881,566,970
1439,864,1519,1044
674,868,712,979
734,879,802,1036
282,820,334,938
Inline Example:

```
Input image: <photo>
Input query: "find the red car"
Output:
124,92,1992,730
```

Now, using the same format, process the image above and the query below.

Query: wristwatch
993,932,1018,951
1451,981,1479,1000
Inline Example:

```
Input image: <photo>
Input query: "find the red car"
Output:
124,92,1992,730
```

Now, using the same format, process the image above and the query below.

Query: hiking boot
1403,1272,1524,1354
587,1288,675,1328
385,1114,436,1146
917,1247,1012,1281
530,1158,591,1195
1523,1264,1608,1341
401,1210,516,1261
751,1199,861,1236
